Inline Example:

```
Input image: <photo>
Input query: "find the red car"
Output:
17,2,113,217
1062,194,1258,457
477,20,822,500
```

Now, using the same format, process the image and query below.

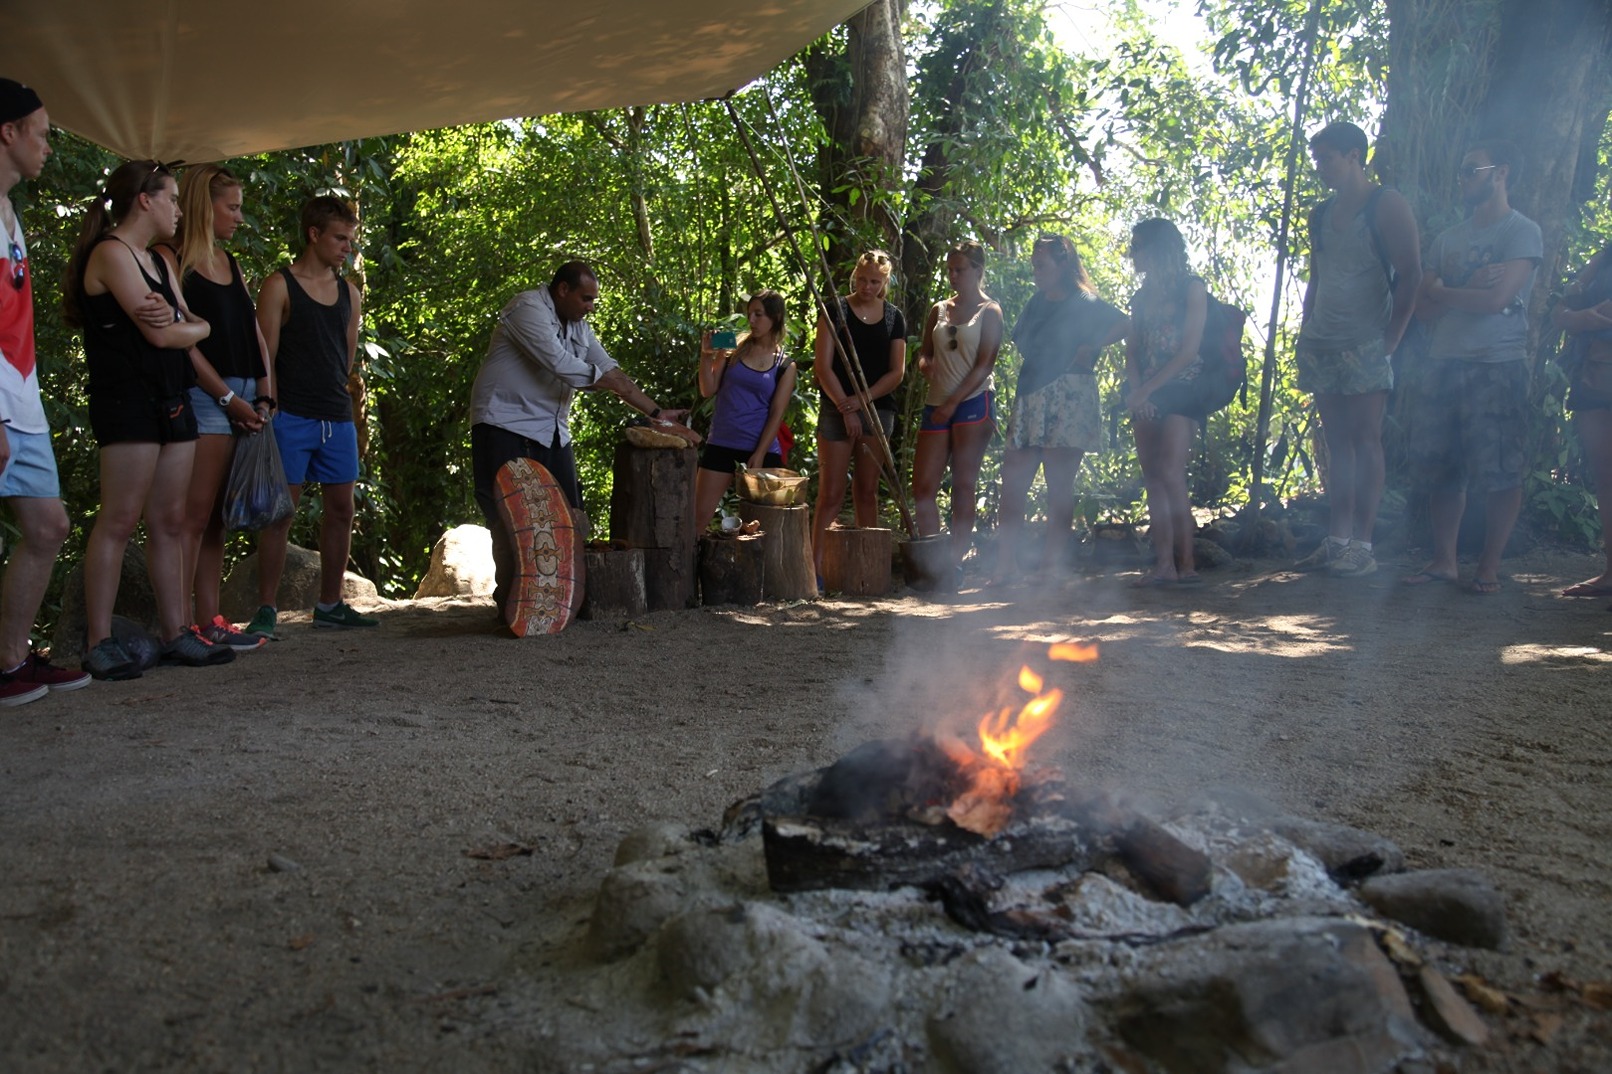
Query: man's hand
657,421,702,446
654,408,692,425
133,292,175,328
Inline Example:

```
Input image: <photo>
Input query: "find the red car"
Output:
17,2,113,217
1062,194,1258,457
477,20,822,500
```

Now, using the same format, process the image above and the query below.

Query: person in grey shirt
469,260,697,613
1403,141,1542,595
1292,122,1421,580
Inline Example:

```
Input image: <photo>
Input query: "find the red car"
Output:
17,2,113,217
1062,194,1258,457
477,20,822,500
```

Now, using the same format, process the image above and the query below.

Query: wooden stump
608,443,696,610
821,527,893,596
737,502,816,600
580,547,647,620
699,534,766,606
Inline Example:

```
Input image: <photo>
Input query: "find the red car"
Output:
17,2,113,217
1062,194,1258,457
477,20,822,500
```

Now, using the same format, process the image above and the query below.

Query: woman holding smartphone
693,290,798,525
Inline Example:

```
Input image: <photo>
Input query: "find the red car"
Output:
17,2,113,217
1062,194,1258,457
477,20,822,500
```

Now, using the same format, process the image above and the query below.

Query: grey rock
1357,869,1507,950
1116,917,1425,1073
412,524,495,598
1193,536,1234,569
50,543,159,658
267,853,303,873
1271,817,1406,884
928,946,1091,1074
587,857,709,960
220,545,378,620
613,822,695,867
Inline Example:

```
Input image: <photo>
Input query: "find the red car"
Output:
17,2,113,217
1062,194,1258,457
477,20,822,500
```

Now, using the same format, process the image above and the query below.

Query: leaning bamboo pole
722,95,917,538
1248,0,1325,542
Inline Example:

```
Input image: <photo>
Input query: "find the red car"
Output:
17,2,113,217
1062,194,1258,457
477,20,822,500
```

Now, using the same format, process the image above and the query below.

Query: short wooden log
609,442,697,610
821,526,893,596
580,547,647,620
699,534,765,606
737,502,816,600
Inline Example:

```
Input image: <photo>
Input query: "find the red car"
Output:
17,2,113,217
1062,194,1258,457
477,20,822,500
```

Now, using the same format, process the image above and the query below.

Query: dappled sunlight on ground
1176,612,1352,659
1500,642,1612,666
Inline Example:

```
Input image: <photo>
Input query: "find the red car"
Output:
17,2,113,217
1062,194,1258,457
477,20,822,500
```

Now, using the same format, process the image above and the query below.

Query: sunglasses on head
7,241,24,291
946,324,958,350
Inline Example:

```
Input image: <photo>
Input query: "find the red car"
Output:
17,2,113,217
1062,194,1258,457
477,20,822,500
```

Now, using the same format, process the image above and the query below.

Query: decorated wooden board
494,458,585,636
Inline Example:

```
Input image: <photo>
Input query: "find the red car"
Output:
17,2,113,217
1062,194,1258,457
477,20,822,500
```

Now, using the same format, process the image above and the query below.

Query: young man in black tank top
249,196,376,634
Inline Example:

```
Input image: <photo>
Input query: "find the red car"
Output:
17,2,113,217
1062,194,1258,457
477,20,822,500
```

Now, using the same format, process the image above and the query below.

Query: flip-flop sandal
1400,570,1457,587
1470,579,1502,595
1561,582,1612,597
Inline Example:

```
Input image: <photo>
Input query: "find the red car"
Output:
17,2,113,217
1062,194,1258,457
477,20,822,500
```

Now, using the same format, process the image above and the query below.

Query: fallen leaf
1453,973,1512,1015
288,932,315,950
464,842,533,861
1528,1012,1564,1046
1375,926,1422,968
1580,980,1612,1010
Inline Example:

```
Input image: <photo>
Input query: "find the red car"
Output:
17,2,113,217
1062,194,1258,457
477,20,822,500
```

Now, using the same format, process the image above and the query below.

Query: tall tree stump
699,534,766,605
608,443,696,610
737,502,816,600
821,527,893,596
580,546,648,620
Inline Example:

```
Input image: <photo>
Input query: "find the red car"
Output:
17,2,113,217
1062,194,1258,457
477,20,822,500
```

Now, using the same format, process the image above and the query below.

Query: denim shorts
275,411,360,484
0,426,61,498
920,390,993,432
189,376,257,436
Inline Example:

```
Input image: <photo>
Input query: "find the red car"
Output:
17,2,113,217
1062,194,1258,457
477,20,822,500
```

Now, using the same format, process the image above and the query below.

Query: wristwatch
217,390,235,408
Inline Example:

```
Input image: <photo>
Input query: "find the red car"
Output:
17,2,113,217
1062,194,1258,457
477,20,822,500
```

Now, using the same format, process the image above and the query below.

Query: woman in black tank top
159,164,274,651
62,160,234,679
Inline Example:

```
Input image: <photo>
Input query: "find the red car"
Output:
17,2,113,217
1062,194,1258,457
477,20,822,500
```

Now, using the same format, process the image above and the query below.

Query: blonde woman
810,250,907,578
158,164,272,650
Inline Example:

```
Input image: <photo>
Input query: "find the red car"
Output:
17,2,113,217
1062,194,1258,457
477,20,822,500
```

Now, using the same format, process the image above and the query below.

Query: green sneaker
245,604,279,640
312,601,379,629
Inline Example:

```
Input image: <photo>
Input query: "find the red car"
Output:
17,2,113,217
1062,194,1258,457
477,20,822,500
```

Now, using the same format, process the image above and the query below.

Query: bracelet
253,395,277,409
649,407,663,420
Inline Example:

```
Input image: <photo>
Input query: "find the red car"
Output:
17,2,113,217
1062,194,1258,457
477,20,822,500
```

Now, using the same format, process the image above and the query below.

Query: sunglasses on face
7,242,24,291
1458,164,1497,180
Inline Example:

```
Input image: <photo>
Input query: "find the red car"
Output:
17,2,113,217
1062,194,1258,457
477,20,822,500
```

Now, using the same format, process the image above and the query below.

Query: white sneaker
1328,543,1378,578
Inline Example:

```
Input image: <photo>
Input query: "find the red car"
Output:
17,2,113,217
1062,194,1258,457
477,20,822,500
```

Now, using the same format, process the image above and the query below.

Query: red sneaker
0,667,48,707
13,651,92,693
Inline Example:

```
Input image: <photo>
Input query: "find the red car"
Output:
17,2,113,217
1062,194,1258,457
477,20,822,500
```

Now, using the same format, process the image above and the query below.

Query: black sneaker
160,626,236,667
82,637,142,681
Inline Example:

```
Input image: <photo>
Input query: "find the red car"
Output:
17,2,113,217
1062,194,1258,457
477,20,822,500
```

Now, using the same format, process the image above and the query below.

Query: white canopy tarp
1,1,869,161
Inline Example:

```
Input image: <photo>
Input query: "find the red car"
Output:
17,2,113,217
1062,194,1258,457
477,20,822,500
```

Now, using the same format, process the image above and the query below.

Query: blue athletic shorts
189,376,257,436
275,411,360,484
0,426,61,498
920,390,993,433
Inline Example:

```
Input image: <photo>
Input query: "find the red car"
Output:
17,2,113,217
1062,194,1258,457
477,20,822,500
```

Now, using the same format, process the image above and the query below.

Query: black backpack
1195,294,1249,413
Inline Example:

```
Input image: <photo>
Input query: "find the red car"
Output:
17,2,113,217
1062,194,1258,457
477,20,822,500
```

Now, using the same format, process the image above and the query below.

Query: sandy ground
2,546,1610,1073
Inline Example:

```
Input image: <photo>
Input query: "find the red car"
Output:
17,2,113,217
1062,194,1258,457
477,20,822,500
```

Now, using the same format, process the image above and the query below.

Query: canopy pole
722,95,916,538
1249,0,1324,537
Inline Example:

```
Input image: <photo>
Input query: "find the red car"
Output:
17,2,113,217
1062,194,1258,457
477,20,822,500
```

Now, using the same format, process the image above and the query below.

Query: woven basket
735,467,808,506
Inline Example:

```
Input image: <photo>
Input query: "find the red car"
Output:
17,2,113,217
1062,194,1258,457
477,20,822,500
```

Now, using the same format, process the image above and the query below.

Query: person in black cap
0,78,93,702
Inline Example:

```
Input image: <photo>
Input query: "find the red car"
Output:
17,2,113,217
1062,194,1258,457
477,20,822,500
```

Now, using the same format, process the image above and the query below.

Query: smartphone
711,330,738,349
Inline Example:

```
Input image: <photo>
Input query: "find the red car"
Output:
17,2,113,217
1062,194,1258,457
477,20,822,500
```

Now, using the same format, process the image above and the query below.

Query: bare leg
256,485,303,608
693,467,734,531
946,418,994,566
1569,409,1612,589
911,431,950,538
1158,415,1196,575
1132,418,1178,581
183,432,236,624
0,496,71,668
84,443,162,646
1473,485,1522,588
849,436,883,528
1315,393,1356,541
1038,447,1085,573
143,441,198,641
1411,483,1465,582
811,437,853,574
1318,391,1388,542
993,448,1040,581
318,482,357,606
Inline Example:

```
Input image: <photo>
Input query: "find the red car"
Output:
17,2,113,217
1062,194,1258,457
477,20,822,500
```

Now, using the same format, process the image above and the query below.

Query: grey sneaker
1328,542,1378,578
1293,540,1341,572
202,615,268,652
312,602,378,629
244,605,279,640
82,637,142,681
160,626,236,667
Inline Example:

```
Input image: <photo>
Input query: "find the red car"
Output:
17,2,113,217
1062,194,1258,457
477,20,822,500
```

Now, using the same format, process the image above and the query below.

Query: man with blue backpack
1292,121,1423,579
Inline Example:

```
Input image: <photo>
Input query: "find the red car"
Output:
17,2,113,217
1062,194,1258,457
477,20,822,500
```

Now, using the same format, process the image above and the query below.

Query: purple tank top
708,350,788,453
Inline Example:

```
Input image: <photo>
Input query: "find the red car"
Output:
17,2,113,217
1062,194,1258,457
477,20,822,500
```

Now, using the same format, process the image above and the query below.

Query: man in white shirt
469,260,698,613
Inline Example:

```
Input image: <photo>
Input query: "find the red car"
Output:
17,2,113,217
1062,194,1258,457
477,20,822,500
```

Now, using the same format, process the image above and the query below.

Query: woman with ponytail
64,160,234,679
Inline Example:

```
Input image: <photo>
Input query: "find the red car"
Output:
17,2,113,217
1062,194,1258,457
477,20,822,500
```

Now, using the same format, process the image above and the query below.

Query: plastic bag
223,421,295,531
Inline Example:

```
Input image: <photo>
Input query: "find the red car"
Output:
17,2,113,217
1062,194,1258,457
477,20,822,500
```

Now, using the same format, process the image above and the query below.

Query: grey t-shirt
1298,197,1393,351
1428,210,1542,363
